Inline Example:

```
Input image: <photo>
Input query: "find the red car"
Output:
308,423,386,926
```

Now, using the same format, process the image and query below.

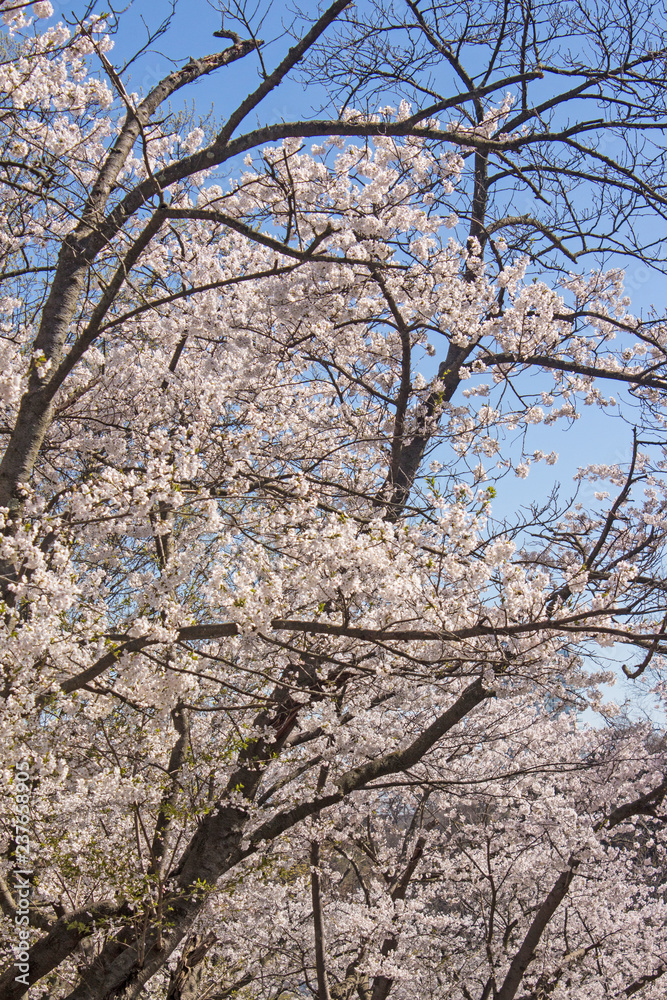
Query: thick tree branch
57,679,489,1000
0,900,119,1000
493,862,579,1000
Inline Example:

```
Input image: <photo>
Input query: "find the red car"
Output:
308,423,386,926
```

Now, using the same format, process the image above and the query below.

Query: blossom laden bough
0,2,666,999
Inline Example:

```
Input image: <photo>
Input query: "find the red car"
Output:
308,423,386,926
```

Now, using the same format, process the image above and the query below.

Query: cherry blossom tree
0,2,666,999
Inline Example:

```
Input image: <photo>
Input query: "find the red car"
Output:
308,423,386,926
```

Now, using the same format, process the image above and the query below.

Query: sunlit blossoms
0,3,666,999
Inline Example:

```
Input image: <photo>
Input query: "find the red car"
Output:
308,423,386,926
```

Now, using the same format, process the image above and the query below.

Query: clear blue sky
109,1,329,125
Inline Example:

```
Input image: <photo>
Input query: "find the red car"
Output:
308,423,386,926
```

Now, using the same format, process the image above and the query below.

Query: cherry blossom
0,5,665,999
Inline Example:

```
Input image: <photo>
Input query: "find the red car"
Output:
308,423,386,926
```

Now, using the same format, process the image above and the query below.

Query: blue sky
110,1,328,124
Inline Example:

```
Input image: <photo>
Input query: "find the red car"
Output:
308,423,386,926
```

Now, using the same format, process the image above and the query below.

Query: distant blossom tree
0,2,666,999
